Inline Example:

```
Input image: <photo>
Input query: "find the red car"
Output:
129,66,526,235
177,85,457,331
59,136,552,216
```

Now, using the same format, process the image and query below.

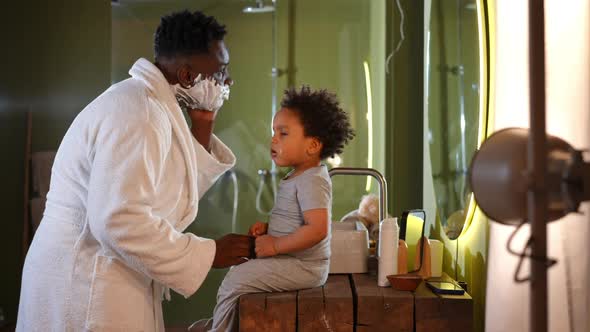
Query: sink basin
329,221,369,274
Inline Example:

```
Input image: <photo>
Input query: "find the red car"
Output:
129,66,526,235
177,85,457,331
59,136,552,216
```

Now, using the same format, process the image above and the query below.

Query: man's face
185,40,232,86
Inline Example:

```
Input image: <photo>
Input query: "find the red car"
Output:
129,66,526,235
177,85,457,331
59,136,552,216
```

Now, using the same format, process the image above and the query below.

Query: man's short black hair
281,85,355,159
154,10,227,58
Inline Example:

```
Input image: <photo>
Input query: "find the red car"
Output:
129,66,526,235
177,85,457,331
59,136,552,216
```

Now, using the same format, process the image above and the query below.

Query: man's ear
307,137,323,156
176,64,193,88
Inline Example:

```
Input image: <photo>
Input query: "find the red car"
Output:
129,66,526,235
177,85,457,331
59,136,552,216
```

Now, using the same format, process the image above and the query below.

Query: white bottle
378,217,399,287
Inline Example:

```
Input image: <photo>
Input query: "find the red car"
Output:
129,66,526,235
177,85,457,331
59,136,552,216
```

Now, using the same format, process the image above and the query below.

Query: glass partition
424,0,488,240
111,0,387,324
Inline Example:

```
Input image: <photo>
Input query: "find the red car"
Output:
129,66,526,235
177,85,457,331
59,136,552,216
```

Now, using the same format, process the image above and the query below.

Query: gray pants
194,255,328,332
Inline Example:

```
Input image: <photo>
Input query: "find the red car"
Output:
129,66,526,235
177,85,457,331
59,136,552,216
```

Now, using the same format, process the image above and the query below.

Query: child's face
271,108,316,168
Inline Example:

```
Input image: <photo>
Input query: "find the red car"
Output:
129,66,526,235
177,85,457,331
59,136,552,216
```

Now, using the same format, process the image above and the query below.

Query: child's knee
219,270,247,297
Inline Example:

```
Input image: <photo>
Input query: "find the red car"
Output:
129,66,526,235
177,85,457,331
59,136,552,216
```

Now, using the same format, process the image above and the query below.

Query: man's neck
154,59,178,85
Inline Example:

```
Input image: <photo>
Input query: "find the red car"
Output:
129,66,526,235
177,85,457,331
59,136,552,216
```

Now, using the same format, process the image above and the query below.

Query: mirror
399,209,426,272
424,0,488,239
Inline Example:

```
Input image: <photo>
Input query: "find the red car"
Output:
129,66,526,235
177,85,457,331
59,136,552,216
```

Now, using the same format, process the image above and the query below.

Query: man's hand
212,234,253,268
174,76,229,113
255,235,279,258
187,109,216,153
248,221,268,237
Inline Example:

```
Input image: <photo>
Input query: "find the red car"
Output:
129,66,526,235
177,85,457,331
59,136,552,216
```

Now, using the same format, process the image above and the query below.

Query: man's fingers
214,234,257,265
232,250,250,259
232,240,251,251
229,244,250,256
226,235,252,246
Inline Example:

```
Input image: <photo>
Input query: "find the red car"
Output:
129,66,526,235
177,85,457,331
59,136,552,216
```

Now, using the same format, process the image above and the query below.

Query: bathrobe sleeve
192,134,236,199
86,110,215,298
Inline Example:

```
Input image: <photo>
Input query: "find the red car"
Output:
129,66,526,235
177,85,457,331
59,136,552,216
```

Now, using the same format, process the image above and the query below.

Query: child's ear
307,137,323,156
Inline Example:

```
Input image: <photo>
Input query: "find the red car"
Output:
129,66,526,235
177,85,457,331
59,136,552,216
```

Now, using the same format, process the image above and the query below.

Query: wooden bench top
352,273,414,332
414,274,473,332
239,273,472,332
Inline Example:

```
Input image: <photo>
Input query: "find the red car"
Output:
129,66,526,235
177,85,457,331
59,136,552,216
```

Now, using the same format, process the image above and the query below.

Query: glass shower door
111,0,387,325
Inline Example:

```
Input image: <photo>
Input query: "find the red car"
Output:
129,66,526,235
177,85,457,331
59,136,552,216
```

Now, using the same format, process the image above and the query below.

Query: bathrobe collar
129,58,198,231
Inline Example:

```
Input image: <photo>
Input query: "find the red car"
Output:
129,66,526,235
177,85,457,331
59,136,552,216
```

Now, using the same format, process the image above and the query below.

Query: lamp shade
469,128,576,225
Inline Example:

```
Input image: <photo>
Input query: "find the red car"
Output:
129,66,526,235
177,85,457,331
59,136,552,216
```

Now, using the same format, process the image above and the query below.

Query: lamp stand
528,1,548,331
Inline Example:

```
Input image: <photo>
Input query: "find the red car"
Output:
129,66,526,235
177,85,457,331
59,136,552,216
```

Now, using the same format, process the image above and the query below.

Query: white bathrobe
16,58,235,332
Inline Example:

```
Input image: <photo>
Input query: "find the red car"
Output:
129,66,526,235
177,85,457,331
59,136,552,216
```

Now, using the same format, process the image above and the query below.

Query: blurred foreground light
469,128,590,225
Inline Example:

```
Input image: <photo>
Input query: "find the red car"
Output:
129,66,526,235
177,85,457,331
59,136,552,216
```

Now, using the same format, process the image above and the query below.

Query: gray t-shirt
268,165,332,261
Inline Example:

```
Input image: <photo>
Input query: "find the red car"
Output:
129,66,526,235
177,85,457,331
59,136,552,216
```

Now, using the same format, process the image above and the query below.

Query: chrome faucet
328,167,388,222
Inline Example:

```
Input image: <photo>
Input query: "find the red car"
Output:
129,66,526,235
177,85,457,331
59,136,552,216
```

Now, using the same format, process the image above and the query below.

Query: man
17,10,251,332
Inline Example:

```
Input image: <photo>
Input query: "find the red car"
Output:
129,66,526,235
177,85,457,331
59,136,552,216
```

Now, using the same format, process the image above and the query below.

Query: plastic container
378,217,399,287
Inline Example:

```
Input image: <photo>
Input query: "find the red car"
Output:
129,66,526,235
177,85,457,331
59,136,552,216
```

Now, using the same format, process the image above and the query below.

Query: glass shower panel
426,0,480,238
287,0,386,220
111,0,386,325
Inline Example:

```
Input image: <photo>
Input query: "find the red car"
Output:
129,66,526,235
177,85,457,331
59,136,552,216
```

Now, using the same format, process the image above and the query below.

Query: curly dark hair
281,85,355,159
154,10,226,58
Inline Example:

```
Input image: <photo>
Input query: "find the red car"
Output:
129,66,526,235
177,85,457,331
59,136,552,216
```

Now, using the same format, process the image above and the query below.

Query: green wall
289,0,387,219
0,0,111,324
0,112,27,325
386,0,424,217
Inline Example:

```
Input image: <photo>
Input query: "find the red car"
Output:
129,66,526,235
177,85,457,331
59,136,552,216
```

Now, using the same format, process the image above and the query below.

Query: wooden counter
239,273,472,332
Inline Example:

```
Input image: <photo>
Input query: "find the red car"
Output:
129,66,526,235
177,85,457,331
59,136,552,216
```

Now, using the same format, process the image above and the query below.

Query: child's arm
255,208,329,257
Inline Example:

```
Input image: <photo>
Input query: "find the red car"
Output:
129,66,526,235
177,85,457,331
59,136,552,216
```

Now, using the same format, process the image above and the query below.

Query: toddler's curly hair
281,86,355,159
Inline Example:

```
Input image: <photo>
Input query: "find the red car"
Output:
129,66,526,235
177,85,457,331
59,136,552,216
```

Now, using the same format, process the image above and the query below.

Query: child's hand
255,235,278,258
248,221,268,237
